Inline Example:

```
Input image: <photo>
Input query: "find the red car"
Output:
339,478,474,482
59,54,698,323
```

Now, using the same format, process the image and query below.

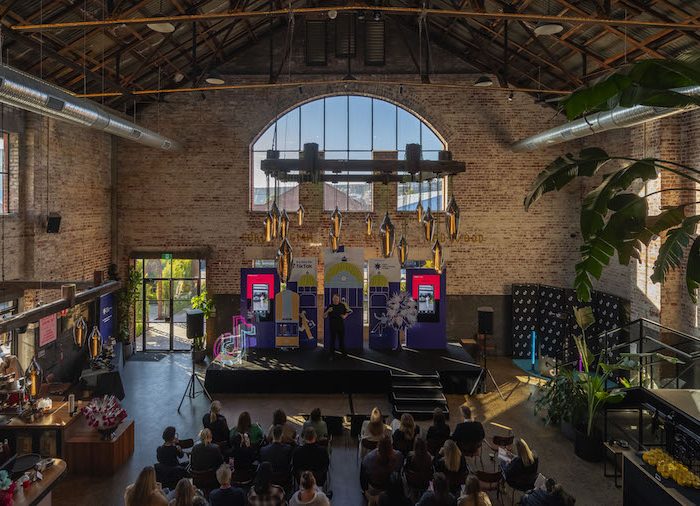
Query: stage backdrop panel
323,247,364,349
368,258,401,350
287,257,318,349
511,285,539,359
240,268,280,348
406,269,447,349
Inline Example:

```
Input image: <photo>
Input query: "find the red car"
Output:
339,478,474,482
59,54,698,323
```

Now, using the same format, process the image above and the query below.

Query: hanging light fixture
147,0,175,33
279,209,290,239
329,230,340,252
474,75,494,87
416,176,424,223
330,206,342,238
276,238,293,283
432,239,445,274
445,194,461,241
89,325,103,360
297,204,305,227
204,69,225,85
24,356,42,400
365,214,373,236
263,212,274,243
397,235,408,267
379,213,396,258
73,315,87,348
270,201,280,239
534,0,563,36
423,207,435,242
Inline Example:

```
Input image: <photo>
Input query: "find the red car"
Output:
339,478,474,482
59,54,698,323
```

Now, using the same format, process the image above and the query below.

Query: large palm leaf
651,215,700,285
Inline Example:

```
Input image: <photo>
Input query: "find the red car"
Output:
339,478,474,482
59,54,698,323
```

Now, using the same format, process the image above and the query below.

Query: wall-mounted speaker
185,309,204,339
477,306,494,335
46,213,61,234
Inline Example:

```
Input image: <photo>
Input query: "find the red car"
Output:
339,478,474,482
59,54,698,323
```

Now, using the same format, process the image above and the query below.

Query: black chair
191,468,219,495
154,462,188,491
323,415,344,437
271,469,293,495
358,437,379,463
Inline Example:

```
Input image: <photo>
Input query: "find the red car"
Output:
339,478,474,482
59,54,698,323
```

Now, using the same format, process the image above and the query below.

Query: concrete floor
53,354,622,506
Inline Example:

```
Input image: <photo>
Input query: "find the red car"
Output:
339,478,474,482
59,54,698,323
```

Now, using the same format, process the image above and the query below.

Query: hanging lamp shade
276,238,293,283
416,201,424,223
73,315,87,348
423,207,435,242
263,212,274,243
329,230,340,252
24,356,42,400
270,201,280,239
365,214,373,236
279,209,290,239
397,235,409,267
330,206,343,238
432,239,445,274
379,213,396,258
297,204,305,227
89,325,103,360
445,195,461,241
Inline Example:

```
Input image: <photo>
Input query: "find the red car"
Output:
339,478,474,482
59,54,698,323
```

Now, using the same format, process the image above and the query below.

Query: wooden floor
53,353,623,506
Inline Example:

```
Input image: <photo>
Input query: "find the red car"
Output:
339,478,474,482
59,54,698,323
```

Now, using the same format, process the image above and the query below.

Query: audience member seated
451,403,485,455
426,408,451,455
202,400,230,448
190,429,224,472
404,437,434,501
458,475,492,506
435,440,469,495
168,478,205,506
377,471,412,506
360,434,404,500
267,408,297,444
416,472,457,506
261,425,294,476
209,464,246,506
230,410,265,447
156,426,189,489
520,478,575,506
289,470,331,506
501,439,539,492
392,413,420,455
302,408,329,441
230,432,257,474
359,407,388,459
292,427,330,486
247,462,287,506
125,466,169,506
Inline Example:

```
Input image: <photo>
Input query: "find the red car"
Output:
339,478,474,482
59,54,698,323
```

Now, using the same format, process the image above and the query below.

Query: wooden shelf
63,419,134,475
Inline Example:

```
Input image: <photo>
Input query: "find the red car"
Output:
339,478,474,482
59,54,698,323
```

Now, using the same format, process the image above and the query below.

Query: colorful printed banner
290,257,317,285
368,258,401,287
323,247,364,289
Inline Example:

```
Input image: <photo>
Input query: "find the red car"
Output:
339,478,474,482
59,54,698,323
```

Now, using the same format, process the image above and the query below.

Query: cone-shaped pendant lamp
445,195,461,241
432,239,445,274
423,207,435,242
279,209,290,239
329,230,340,252
365,214,373,236
263,212,274,243
276,238,293,283
270,201,280,239
331,206,342,238
73,315,87,348
416,201,424,223
397,235,408,267
24,356,42,400
297,204,305,227
89,325,103,360
379,213,396,258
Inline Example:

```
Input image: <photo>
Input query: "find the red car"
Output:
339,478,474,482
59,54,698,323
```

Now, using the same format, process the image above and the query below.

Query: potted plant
534,368,585,441
117,267,140,360
191,290,215,361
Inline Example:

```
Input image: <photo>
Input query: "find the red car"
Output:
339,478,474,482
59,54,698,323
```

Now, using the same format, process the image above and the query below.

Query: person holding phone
323,293,349,359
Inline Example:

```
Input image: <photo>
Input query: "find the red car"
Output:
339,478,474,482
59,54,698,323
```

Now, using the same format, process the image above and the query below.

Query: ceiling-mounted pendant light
279,209,290,239
270,201,280,239
445,194,461,241
534,0,563,36
397,235,408,267
330,206,343,238
432,239,445,274
297,204,305,227
277,238,293,283
204,69,225,85
263,212,274,243
73,315,87,348
379,213,396,258
147,0,175,33
365,214,373,236
88,325,103,360
329,230,340,252
423,207,435,242
24,356,42,400
474,75,494,87
416,201,424,223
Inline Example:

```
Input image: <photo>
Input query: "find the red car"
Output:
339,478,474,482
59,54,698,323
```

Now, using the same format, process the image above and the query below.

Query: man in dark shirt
292,427,330,486
323,293,349,358
450,403,485,453
209,464,245,506
260,425,293,474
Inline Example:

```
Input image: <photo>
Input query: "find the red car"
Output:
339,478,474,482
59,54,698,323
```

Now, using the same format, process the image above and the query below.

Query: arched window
250,95,447,212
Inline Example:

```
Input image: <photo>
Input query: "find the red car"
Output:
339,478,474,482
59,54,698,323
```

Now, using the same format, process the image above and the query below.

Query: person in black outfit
190,428,224,472
202,400,230,448
501,438,539,492
260,425,293,475
291,427,330,486
378,472,413,506
155,426,188,489
450,403,485,454
521,478,575,506
323,293,349,358
426,408,451,454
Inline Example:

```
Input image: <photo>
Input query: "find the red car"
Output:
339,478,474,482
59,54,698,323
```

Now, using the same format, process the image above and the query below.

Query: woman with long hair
435,439,468,495
502,438,539,491
404,437,434,501
360,434,404,500
426,408,450,455
458,475,492,506
289,470,331,506
266,408,296,444
202,400,230,446
124,466,168,506
169,478,197,506
229,410,264,447
416,472,456,506
392,413,420,455
247,462,287,505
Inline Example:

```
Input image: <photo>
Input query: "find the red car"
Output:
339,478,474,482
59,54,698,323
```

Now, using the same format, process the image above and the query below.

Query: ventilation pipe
511,85,700,152
0,64,179,150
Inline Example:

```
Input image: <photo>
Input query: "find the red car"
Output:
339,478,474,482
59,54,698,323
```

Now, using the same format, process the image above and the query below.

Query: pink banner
39,313,58,347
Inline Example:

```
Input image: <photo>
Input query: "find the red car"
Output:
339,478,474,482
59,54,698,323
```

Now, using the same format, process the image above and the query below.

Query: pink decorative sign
39,313,58,347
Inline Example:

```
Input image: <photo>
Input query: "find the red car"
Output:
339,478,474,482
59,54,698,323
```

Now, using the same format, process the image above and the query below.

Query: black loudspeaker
46,213,61,233
185,309,204,338
477,307,494,335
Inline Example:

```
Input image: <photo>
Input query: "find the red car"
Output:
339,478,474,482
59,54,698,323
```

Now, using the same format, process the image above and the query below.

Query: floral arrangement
82,395,127,431
0,470,15,506
385,292,418,332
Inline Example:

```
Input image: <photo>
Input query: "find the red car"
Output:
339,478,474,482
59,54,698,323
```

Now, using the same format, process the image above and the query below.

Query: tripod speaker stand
178,346,212,412
469,307,505,401
178,309,212,413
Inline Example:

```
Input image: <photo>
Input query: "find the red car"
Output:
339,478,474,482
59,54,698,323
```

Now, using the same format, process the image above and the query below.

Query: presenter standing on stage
324,294,349,359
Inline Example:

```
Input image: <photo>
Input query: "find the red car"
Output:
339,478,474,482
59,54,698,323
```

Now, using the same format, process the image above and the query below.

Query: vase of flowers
0,470,15,506
82,395,127,440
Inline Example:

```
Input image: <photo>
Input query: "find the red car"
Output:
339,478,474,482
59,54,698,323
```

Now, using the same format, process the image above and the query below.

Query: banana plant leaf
651,215,700,285
687,236,700,303
574,307,595,332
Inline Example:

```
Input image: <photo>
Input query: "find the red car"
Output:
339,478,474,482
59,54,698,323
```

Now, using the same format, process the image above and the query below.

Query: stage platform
204,343,483,395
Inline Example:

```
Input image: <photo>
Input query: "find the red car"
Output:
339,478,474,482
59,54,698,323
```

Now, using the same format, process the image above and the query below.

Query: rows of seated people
124,400,575,506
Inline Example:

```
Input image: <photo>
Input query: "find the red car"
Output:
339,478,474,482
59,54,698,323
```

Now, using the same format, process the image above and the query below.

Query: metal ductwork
511,86,700,152
0,64,179,150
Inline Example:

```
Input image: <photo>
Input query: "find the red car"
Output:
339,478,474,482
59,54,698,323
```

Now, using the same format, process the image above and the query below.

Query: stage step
393,400,450,420
392,390,446,403
390,371,449,420
391,377,443,389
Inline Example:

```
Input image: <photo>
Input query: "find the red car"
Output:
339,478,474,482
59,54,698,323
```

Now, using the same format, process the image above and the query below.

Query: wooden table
63,418,134,475
14,458,66,506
